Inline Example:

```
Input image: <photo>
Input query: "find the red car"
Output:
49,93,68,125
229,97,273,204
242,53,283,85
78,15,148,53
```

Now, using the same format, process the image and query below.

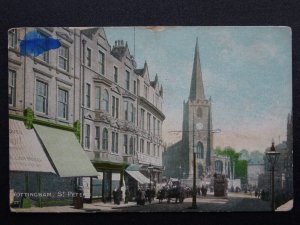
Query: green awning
34,124,98,177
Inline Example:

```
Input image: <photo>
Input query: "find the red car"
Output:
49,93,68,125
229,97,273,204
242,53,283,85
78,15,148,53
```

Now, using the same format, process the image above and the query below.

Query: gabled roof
81,27,110,50
135,61,150,83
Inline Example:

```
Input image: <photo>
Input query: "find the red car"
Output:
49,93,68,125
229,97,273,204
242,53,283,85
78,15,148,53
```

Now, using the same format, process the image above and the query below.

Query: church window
196,142,204,159
197,107,202,118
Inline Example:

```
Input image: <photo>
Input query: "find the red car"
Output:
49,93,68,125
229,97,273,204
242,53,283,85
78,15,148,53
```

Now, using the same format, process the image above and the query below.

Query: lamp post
192,112,197,208
266,140,280,211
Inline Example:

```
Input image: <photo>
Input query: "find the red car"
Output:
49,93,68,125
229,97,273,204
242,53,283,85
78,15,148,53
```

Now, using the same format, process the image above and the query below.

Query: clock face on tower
196,122,203,130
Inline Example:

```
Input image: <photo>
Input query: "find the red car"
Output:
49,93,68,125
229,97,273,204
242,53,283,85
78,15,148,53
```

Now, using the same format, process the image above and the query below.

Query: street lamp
266,140,280,211
192,112,197,209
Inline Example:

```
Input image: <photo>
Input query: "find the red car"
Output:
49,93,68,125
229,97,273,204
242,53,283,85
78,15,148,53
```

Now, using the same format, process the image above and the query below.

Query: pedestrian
125,186,129,204
201,185,205,196
113,186,118,204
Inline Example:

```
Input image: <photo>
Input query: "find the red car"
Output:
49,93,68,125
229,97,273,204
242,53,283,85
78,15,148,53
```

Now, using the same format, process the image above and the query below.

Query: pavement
10,199,159,213
275,199,293,211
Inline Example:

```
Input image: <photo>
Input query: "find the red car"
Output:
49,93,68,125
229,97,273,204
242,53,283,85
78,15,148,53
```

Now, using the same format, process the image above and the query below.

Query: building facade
263,114,293,198
8,27,98,206
8,27,165,204
78,28,165,201
247,164,265,188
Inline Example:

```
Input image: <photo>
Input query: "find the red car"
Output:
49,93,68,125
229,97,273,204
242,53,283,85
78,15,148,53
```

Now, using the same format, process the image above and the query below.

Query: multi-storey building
8,27,165,204
8,27,98,206
79,28,165,201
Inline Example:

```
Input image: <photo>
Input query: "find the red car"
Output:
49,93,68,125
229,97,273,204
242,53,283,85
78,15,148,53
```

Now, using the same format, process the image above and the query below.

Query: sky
105,26,292,152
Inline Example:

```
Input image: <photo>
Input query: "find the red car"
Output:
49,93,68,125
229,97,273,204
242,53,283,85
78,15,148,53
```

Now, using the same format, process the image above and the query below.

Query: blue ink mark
20,31,61,57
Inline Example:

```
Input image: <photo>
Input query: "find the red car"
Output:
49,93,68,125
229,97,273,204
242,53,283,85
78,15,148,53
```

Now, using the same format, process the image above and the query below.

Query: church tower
183,38,213,179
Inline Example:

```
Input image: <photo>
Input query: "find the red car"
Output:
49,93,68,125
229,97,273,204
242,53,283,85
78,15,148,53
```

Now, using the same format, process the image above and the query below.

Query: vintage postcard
8,26,293,212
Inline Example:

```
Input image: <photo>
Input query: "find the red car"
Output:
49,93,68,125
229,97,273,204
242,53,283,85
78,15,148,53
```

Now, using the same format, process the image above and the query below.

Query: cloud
144,26,166,32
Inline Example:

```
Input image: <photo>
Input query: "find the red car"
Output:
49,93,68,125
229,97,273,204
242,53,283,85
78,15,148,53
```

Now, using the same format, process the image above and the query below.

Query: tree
249,150,264,164
216,146,239,179
215,146,247,180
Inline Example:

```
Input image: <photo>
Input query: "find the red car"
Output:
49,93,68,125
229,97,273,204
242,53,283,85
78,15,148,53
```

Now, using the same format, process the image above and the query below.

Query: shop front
88,161,128,202
9,119,98,207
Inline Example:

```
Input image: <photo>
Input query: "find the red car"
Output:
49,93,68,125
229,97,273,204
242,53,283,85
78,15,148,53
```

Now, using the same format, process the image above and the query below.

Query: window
197,107,202,118
85,83,91,108
124,134,128,154
36,80,48,113
124,101,128,121
137,79,140,96
156,95,159,107
147,113,151,133
112,132,118,153
144,85,148,99
8,29,17,48
114,66,118,83
85,124,90,149
102,128,108,150
112,96,119,118
87,48,91,67
99,51,105,75
157,146,160,157
102,89,109,112
153,144,156,156
95,126,100,150
36,32,49,63
140,109,145,130
147,142,150,155
58,45,69,71
131,103,135,123
153,117,156,136
128,103,133,122
157,120,160,136
125,70,130,90
8,70,16,106
129,137,134,155
134,81,136,94
95,87,100,110
57,89,68,119
196,142,204,159
140,139,144,153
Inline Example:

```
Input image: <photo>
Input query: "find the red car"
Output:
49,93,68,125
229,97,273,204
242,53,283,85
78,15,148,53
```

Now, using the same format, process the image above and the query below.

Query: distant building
163,39,228,184
247,164,265,188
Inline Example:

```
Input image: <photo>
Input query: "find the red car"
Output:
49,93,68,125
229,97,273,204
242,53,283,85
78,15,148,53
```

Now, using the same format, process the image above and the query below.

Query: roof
9,119,56,174
34,124,98,177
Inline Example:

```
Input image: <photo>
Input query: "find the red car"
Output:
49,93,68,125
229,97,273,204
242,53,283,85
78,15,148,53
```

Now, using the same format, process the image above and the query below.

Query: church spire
189,38,205,101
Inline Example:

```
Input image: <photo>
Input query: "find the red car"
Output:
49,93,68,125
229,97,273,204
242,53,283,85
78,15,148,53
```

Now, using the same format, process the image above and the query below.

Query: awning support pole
37,174,42,207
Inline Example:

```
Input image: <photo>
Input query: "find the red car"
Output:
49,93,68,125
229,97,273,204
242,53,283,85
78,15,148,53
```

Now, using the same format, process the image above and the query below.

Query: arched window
197,107,202,118
102,128,108,150
102,90,109,112
129,137,134,155
215,160,223,174
196,142,204,159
